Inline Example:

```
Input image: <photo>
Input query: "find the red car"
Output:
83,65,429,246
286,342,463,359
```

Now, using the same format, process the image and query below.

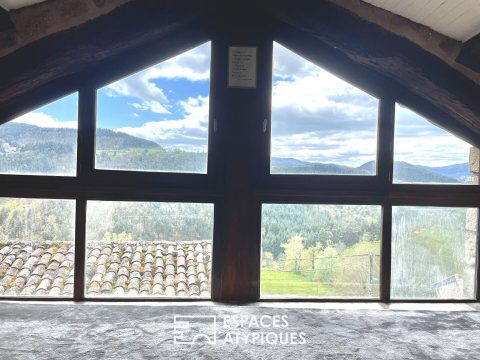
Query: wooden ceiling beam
0,8,13,32
0,0,209,124
457,33,480,73
269,0,480,146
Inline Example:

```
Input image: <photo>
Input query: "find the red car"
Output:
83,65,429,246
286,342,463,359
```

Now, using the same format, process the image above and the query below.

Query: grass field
260,269,331,297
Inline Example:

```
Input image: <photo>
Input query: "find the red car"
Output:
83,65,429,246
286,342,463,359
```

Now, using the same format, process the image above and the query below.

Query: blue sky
97,78,209,129
10,41,472,167
96,42,211,152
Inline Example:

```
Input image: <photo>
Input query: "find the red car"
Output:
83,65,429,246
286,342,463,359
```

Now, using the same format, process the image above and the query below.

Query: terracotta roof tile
0,240,212,297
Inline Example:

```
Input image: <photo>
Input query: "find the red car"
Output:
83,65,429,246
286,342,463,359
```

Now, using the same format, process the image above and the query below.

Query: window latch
262,118,268,133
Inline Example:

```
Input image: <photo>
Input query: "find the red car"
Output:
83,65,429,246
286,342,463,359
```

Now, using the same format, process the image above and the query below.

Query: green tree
281,235,305,272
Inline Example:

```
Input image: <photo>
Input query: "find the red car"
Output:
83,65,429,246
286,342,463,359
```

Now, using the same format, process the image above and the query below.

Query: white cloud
270,42,471,167
394,105,471,166
146,42,211,81
271,42,378,166
131,100,169,114
115,96,209,152
107,73,169,114
394,135,470,166
105,42,211,115
273,42,317,80
273,132,378,165
13,112,77,129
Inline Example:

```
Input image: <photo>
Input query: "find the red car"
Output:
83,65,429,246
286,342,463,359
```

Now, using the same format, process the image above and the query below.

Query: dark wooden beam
0,0,209,124
0,8,12,31
210,6,273,302
73,198,86,301
456,33,480,73
0,8,14,49
269,0,480,147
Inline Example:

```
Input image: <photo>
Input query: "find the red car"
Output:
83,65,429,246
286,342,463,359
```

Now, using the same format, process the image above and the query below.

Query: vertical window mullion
377,98,395,184
476,210,480,301
77,86,97,178
377,97,395,302
74,86,96,301
74,198,87,301
380,203,392,302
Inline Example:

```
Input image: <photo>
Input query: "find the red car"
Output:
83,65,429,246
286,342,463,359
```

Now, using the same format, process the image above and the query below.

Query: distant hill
273,160,371,176
272,158,464,184
0,123,205,174
391,161,460,184
0,123,160,150
0,123,79,174
359,160,462,184
0,123,469,182
0,122,77,147
96,128,160,150
271,157,308,167
417,163,470,183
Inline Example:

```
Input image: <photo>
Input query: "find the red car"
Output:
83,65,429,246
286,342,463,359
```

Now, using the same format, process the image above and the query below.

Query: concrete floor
0,302,479,359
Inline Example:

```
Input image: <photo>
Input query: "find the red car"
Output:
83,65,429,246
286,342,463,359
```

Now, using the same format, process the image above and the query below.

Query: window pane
393,104,474,184
85,201,213,298
261,204,382,298
270,42,379,175
95,42,211,173
0,198,75,297
0,93,78,176
391,206,477,299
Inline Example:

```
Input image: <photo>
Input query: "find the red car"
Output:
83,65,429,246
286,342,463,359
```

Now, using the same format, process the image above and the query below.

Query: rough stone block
463,267,476,297
469,147,479,174
466,208,478,232
469,175,479,185
464,232,478,264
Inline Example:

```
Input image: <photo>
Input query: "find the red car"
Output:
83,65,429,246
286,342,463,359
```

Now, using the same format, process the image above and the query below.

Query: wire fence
263,253,380,277
262,253,381,296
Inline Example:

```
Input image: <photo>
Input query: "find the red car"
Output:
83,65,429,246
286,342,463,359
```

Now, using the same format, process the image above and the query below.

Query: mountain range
271,157,468,183
0,122,471,183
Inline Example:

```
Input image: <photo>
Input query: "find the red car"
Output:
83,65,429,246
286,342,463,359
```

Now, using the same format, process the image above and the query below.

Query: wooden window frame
0,18,479,304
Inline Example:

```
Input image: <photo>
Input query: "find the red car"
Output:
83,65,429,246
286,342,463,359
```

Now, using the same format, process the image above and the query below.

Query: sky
10,41,472,167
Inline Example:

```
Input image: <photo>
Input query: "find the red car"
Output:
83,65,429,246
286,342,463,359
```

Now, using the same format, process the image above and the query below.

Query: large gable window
0,34,478,303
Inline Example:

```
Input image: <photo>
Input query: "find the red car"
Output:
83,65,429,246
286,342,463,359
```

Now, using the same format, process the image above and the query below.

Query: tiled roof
0,242,74,296
0,241,212,297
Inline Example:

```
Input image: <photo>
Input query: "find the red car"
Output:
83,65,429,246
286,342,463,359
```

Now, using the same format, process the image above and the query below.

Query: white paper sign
228,46,257,88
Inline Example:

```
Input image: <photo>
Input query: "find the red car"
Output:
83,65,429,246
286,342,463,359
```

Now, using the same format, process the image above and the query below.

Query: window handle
262,118,268,133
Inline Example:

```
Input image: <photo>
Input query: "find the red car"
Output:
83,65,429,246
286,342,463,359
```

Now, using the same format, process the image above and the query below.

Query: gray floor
1,302,480,359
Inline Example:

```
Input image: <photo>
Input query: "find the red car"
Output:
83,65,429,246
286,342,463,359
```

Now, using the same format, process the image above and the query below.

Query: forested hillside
272,159,467,183
1,122,469,181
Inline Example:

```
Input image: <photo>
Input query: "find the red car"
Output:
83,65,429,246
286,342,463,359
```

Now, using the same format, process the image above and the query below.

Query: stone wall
464,147,479,297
